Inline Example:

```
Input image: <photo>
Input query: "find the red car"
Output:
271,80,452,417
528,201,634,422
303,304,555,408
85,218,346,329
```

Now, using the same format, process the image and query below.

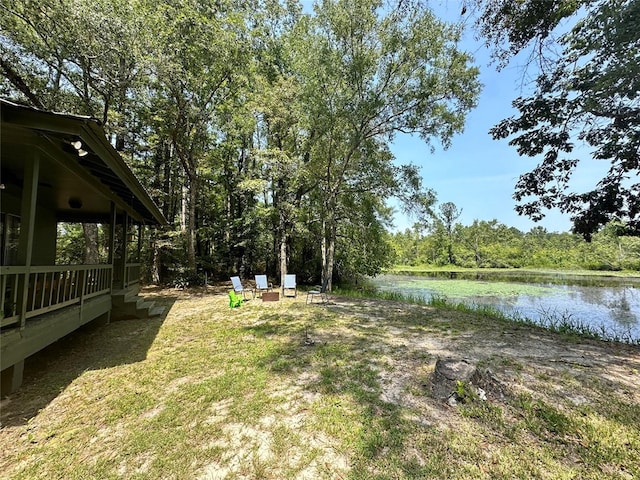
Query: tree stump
432,358,476,401
431,358,505,405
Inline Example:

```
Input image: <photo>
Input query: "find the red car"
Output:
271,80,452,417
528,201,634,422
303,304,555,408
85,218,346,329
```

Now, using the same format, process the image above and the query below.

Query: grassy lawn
1,287,639,479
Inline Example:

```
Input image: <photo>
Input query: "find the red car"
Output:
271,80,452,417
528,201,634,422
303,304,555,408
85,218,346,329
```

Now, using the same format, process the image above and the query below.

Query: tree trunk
279,226,288,294
162,142,173,220
180,184,188,233
187,174,198,271
0,57,44,109
114,56,127,151
321,218,327,286
474,236,481,267
150,228,161,284
325,232,335,292
321,214,336,292
82,223,99,264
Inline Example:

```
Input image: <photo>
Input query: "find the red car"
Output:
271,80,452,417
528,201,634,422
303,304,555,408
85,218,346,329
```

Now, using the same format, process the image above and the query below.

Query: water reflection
373,273,640,342
392,269,640,288
584,286,638,329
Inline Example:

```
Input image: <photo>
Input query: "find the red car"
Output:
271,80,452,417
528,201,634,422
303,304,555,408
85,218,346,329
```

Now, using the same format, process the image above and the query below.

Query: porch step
149,306,166,317
112,288,138,302
111,289,164,321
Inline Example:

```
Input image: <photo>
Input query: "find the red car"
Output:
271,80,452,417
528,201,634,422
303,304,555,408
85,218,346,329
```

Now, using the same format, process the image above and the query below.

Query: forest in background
388,215,640,271
3,0,638,286
3,0,481,287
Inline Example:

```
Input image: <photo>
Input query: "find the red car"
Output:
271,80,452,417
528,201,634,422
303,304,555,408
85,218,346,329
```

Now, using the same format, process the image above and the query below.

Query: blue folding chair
254,274,273,297
283,274,297,297
230,276,252,300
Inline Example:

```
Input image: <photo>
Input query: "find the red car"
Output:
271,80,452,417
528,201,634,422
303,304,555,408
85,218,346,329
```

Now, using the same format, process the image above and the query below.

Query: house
1,99,167,396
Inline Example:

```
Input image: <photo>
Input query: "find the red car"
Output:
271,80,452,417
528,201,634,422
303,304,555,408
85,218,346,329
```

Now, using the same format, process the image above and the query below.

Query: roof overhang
0,99,167,225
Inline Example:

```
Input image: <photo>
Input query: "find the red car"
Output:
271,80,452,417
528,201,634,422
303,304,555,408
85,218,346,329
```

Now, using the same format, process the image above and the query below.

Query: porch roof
0,98,167,225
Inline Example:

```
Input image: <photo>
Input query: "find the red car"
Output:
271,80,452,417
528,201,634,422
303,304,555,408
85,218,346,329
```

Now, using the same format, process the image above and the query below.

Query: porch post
8,151,39,394
112,212,128,289
121,213,129,287
108,202,116,265
17,152,39,330
108,202,117,288
0,361,24,397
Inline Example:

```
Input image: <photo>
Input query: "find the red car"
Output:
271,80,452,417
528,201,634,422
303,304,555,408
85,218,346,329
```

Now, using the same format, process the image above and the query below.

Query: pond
370,272,640,342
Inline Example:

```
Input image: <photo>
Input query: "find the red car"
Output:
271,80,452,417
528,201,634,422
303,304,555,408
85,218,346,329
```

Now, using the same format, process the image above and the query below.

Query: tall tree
0,0,150,133
250,0,307,284
147,0,251,270
293,0,480,289
437,202,462,264
253,79,307,284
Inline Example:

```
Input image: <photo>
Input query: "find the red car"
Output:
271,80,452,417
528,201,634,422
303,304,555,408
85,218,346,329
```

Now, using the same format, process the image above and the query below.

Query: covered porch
1,99,167,396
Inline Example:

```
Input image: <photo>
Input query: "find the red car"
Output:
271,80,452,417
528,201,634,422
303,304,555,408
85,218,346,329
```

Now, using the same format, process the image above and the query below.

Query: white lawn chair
230,276,252,300
283,274,297,297
254,274,273,297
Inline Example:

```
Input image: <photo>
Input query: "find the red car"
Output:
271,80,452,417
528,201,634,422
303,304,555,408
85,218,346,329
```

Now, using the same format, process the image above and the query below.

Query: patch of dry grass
1,286,639,479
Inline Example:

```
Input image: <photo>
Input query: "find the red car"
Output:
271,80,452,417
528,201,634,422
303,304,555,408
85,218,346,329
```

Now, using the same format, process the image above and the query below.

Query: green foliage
55,223,110,265
55,223,85,265
390,215,640,271
471,0,589,67
487,0,640,238
4,0,637,288
454,380,476,403
1,0,479,287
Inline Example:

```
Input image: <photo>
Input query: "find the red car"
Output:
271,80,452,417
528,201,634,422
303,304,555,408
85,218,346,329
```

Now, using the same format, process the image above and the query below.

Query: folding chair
283,274,297,297
230,276,253,300
306,277,329,304
254,274,273,297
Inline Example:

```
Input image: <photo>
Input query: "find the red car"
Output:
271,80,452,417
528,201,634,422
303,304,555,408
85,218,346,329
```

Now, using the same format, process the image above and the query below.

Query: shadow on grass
243,305,417,476
0,294,177,428
242,298,640,478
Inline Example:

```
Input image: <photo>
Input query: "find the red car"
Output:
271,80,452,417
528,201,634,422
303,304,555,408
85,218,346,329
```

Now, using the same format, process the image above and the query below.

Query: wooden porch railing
124,263,141,288
0,265,112,328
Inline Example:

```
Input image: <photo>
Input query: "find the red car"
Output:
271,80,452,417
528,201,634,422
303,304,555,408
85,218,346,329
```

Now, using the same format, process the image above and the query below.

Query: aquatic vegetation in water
381,277,557,299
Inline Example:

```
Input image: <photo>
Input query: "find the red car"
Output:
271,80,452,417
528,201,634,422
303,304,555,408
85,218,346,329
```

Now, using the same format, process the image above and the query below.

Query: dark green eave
1,98,167,226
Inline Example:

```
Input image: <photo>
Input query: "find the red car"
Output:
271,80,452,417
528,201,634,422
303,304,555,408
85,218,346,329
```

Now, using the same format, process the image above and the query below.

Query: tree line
2,0,637,286
389,206,640,271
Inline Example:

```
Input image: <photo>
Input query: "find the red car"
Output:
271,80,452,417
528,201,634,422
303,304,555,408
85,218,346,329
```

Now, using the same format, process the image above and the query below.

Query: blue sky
387,43,566,233
388,2,577,234
300,1,603,234
387,2,613,234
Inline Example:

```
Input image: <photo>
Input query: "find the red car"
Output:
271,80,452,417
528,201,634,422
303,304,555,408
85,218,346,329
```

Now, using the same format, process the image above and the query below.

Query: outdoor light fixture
69,139,89,156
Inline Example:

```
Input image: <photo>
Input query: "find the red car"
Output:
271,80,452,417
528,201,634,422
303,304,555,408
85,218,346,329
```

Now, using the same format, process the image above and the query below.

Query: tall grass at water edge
335,286,640,345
